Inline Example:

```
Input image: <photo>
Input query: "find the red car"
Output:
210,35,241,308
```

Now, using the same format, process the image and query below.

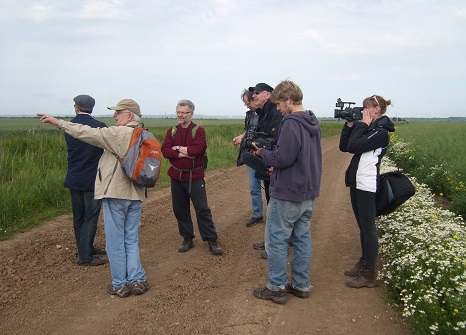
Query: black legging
349,187,378,271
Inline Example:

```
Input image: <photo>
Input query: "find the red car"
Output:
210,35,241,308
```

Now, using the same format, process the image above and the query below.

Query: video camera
334,98,364,121
237,131,277,180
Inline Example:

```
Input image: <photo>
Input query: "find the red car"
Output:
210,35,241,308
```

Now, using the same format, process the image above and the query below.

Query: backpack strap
171,124,199,139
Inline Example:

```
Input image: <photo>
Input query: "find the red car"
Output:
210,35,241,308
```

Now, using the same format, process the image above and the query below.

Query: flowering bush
378,157,466,334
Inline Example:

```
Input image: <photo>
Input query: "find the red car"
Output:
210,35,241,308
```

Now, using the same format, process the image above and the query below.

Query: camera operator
243,83,283,258
251,80,322,304
339,95,394,288
233,89,266,228
233,84,283,230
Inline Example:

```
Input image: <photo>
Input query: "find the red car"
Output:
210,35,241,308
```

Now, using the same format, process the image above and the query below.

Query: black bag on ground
376,171,415,216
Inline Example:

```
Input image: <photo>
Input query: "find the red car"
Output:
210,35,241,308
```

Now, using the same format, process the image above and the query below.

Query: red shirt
161,122,206,181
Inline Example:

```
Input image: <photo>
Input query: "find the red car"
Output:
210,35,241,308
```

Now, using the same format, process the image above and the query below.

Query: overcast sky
1,0,465,119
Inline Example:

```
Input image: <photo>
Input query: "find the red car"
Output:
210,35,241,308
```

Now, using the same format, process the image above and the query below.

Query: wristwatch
176,146,180,152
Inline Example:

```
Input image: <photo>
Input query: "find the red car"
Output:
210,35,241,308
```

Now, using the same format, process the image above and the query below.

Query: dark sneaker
178,238,194,252
130,280,150,295
253,286,287,304
252,241,265,250
208,240,224,255
286,284,310,298
261,251,268,259
77,256,107,266
246,216,263,227
107,284,130,298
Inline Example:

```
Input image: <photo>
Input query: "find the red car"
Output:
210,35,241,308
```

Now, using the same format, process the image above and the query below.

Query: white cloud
25,4,56,22
79,0,123,19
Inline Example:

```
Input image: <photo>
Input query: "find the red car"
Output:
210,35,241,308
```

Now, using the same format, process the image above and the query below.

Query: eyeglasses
371,95,380,106
176,111,191,115
252,91,263,95
113,110,130,116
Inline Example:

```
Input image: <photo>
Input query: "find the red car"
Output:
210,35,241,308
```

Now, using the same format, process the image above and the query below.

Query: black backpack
376,171,416,216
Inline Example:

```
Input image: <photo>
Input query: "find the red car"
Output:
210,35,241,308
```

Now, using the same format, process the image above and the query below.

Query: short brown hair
270,80,303,105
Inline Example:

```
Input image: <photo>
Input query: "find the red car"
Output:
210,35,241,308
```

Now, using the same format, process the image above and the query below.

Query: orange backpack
114,126,162,188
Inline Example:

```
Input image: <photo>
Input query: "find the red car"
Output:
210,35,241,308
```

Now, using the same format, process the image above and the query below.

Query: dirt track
0,136,411,335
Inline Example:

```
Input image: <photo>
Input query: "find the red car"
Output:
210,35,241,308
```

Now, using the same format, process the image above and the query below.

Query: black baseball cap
248,83,274,93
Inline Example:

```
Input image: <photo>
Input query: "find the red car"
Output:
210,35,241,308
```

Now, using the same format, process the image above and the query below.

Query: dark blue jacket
64,114,106,191
260,111,322,202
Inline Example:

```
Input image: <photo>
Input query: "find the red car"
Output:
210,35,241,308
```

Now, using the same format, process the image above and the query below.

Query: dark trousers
171,178,218,241
349,188,378,271
69,189,102,262
264,180,270,204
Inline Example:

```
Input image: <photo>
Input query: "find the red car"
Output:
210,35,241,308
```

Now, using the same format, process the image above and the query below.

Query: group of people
38,97,222,298
38,79,394,304
233,81,393,303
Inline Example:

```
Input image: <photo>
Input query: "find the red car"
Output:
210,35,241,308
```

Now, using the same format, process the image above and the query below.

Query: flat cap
73,95,95,110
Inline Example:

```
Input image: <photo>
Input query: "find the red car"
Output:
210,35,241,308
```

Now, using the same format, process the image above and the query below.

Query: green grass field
2,117,464,240
0,117,342,240
388,122,466,217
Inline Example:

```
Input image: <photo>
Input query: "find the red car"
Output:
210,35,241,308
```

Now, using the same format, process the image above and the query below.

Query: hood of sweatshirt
283,110,321,137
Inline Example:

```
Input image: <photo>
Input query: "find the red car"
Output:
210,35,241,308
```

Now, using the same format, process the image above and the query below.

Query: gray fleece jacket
259,111,322,202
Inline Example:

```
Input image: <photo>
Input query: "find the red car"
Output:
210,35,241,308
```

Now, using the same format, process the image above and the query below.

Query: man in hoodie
251,80,322,304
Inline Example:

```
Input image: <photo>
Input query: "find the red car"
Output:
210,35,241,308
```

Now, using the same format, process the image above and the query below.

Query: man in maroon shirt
161,99,223,256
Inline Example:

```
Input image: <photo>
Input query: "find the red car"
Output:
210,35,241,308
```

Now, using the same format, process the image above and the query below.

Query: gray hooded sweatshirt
260,110,322,202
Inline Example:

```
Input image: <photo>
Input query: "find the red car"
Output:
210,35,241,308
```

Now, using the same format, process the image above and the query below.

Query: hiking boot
107,284,130,298
246,216,263,227
344,259,365,277
77,256,107,266
253,241,265,250
261,251,268,259
346,268,378,288
253,286,287,304
178,238,194,252
208,240,224,255
130,280,150,295
286,284,310,298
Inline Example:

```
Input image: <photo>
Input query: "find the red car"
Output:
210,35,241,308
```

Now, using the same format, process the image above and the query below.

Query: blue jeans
246,166,263,218
69,189,102,263
265,197,314,292
102,198,146,287
350,188,378,270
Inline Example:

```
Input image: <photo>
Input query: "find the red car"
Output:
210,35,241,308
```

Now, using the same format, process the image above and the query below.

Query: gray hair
78,106,93,113
131,113,141,123
177,99,195,113
241,89,253,102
